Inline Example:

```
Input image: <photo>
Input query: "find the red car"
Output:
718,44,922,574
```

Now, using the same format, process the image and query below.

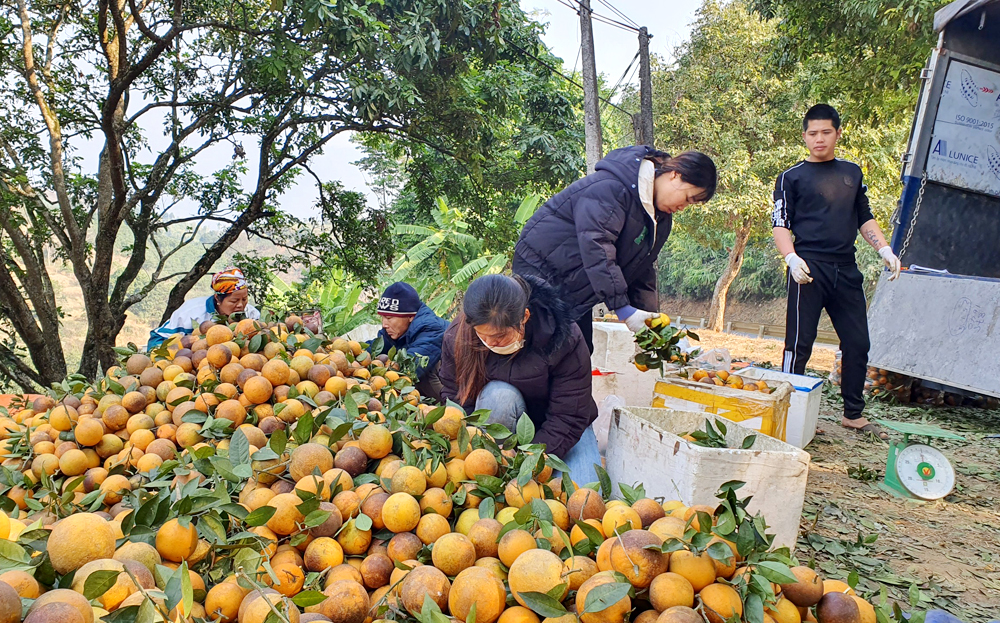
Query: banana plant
317,273,372,337
389,194,542,315
265,269,374,336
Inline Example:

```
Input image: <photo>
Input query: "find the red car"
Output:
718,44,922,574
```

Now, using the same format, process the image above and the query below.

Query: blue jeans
476,381,526,429
476,381,603,487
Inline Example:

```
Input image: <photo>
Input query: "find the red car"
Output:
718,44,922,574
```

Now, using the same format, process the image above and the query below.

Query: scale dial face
895,443,955,500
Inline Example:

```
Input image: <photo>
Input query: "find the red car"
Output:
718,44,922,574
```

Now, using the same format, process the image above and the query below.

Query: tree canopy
750,0,944,120
0,0,578,389
648,0,804,328
355,47,584,252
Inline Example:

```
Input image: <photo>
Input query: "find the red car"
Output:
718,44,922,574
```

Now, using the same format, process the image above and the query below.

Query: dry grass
804,396,1000,621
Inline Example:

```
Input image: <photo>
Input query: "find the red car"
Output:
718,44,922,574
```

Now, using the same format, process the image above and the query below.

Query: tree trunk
0,344,45,392
707,219,752,331
77,144,122,379
0,242,67,386
78,296,128,379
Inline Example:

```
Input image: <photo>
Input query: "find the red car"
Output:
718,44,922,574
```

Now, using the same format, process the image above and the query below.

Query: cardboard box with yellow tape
652,374,794,441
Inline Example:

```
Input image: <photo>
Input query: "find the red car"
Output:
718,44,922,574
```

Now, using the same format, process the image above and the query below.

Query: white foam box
652,376,793,442
590,322,657,408
738,367,824,449
346,323,382,343
589,322,658,454
605,406,810,551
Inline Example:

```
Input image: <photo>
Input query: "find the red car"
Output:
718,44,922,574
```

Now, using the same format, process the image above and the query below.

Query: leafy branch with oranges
633,314,701,374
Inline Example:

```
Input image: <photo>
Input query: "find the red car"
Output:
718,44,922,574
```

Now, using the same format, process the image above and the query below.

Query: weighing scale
877,420,965,501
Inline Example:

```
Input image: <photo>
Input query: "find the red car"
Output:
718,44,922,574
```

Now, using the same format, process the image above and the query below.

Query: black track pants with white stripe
782,260,870,420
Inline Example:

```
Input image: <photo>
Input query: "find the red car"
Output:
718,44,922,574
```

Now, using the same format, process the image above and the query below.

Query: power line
570,19,581,76
606,53,639,105
590,12,640,33
601,51,640,115
624,58,641,100
507,40,635,117
554,0,641,33
554,0,627,31
595,0,640,29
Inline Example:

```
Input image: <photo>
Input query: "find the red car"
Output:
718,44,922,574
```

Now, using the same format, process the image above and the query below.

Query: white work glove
878,246,901,281
624,310,658,333
784,253,813,285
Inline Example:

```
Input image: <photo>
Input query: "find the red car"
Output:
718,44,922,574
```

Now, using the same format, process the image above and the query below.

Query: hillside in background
40,217,855,374
47,226,299,371
43,225,823,374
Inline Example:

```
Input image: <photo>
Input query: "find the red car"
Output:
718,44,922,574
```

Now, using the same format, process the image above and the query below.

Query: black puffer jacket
438,277,597,459
513,145,672,319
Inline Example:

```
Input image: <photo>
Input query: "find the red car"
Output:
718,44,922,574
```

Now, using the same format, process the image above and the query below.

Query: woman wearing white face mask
439,274,601,485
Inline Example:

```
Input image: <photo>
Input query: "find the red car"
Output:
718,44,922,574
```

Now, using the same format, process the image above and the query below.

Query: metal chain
899,171,927,262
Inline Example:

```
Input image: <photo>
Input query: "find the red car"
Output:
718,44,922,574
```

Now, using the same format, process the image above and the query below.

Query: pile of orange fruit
689,370,771,394
0,317,878,623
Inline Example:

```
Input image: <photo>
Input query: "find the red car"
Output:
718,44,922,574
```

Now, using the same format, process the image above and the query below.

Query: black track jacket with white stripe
771,159,875,264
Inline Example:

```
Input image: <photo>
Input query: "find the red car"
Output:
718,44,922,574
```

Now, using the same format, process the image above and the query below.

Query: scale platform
877,420,965,501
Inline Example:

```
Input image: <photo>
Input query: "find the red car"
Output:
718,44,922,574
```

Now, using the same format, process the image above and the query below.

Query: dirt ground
690,328,837,373
696,331,1000,622
802,399,1000,623
662,296,836,331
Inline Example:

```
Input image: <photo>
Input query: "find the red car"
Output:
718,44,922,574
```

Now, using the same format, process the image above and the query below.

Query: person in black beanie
371,282,449,402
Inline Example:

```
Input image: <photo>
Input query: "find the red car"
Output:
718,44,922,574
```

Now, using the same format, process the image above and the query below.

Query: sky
278,0,705,217
522,0,704,92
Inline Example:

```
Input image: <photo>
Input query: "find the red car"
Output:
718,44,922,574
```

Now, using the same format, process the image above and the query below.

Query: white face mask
479,334,524,355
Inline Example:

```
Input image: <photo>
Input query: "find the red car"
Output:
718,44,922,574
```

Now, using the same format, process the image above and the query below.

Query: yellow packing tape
653,381,787,440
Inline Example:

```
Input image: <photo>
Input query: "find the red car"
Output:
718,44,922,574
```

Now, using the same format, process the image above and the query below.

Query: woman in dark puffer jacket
513,145,717,351
439,274,601,486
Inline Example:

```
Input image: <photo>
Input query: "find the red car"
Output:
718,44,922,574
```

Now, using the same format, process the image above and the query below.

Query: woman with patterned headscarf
147,267,260,349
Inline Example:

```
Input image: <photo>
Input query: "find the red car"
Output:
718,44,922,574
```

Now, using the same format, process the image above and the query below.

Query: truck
867,0,1000,398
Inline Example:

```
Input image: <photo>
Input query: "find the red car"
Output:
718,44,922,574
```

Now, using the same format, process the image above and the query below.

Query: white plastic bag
830,350,843,386
689,348,731,372
593,395,625,455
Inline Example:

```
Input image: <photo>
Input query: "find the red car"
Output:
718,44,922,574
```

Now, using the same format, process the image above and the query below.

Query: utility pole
579,0,603,174
635,26,659,305
634,26,654,146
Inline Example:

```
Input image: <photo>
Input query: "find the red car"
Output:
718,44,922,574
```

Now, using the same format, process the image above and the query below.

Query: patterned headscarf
212,267,248,294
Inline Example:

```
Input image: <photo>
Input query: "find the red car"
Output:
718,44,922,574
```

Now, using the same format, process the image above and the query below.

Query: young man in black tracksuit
772,105,901,439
